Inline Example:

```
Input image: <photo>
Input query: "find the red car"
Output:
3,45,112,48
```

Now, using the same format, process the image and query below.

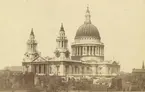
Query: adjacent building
22,7,120,79
132,61,145,77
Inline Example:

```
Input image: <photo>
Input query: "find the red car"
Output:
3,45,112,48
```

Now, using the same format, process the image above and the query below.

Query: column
96,66,98,74
74,66,76,74
63,41,65,48
33,65,36,74
79,66,82,74
56,65,60,75
84,67,87,74
90,46,92,55
46,64,49,75
31,65,35,73
92,46,94,55
49,66,52,74
96,46,98,55
78,46,80,56
73,66,75,74
110,67,113,74
78,66,80,74
76,46,78,56
59,41,62,48
95,46,97,55
100,47,102,55
100,47,101,55
84,46,87,55
57,41,59,48
93,46,95,55
81,66,84,74
72,47,74,56
109,67,111,74
89,46,91,55
64,41,66,48
72,65,74,74
102,47,104,55
41,65,44,73
75,66,77,74
80,46,82,56
77,46,79,56
105,66,108,74
36,65,39,74
86,46,88,55
82,46,85,55
98,46,100,55
74,47,77,56
59,41,60,48
44,64,46,74
81,46,83,56
28,65,32,72
74,48,76,56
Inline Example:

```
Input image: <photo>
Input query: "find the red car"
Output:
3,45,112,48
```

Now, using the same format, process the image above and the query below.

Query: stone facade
22,7,120,79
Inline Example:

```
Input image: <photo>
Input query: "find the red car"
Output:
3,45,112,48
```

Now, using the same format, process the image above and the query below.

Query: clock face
65,50,70,58
55,50,60,57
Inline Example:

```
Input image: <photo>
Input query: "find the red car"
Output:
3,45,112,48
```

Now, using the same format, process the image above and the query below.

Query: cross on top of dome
30,28,35,40
60,23,64,31
84,6,91,24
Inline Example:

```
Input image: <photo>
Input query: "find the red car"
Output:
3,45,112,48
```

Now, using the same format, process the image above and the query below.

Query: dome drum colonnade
71,45,104,57
71,7,104,62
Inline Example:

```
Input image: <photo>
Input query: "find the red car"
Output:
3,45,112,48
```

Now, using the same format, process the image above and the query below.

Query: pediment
112,61,118,65
32,56,46,62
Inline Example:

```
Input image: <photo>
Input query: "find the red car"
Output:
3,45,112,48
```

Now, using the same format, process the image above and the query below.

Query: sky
0,0,145,72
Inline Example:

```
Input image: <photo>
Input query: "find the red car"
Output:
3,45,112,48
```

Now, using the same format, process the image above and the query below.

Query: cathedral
22,7,120,79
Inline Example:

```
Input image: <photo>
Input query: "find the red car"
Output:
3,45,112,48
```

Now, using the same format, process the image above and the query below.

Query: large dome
75,23,100,39
75,7,101,40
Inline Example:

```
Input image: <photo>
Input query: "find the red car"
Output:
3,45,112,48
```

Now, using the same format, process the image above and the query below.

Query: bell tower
54,23,70,60
24,28,39,62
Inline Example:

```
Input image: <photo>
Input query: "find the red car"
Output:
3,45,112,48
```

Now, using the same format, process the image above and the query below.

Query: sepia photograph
0,0,145,92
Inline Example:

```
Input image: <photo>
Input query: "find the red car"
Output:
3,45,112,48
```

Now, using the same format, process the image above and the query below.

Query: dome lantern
84,6,91,24
75,7,101,40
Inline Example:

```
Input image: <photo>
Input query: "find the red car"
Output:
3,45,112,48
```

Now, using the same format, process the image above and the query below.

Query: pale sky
0,0,145,72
